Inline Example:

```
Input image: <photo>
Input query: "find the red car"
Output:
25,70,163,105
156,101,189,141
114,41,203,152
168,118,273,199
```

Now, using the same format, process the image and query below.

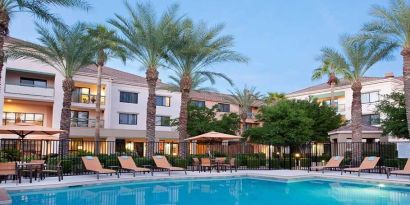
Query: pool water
9,177,410,205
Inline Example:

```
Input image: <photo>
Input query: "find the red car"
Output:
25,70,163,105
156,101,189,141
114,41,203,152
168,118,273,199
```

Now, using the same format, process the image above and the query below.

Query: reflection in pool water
9,178,410,205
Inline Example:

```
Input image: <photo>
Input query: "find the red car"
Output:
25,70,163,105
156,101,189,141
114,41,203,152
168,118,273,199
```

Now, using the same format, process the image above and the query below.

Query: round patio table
17,162,45,183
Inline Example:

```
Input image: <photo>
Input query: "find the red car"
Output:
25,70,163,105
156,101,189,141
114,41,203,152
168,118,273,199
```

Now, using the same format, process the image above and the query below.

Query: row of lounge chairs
309,156,410,178
81,155,187,179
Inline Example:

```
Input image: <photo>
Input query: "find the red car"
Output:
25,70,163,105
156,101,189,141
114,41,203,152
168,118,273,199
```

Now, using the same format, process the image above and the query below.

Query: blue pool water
9,177,410,205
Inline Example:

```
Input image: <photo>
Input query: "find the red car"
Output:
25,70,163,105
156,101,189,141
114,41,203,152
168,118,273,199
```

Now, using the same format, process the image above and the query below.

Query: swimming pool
9,177,410,205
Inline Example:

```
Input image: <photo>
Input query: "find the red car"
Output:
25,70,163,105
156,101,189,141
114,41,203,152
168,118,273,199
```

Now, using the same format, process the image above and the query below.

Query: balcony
4,83,54,101
247,112,256,119
71,118,104,128
71,94,105,109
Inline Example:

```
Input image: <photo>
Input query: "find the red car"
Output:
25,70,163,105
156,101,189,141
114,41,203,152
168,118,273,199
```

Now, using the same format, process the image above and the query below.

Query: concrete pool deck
1,169,410,192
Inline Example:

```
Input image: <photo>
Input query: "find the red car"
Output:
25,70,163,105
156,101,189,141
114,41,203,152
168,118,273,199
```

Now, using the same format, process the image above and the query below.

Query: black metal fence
0,139,408,175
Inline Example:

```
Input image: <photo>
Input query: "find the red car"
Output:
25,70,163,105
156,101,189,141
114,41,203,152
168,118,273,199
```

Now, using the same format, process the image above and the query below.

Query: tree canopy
377,92,409,139
243,99,342,145
178,104,240,137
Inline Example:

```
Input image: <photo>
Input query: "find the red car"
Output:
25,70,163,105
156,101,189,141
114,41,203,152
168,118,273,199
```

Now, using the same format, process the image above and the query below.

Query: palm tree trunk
351,80,363,165
59,78,75,155
94,63,103,155
401,48,410,136
146,67,158,157
241,113,247,134
178,75,192,157
0,10,9,91
330,82,335,106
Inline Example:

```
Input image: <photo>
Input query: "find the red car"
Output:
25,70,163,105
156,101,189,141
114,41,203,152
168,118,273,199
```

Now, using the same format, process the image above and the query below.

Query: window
120,91,138,104
119,113,137,125
71,111,89,127
156,96,171,107
191,100,205,107
362,114,380,126
361,91,379,104
156,116,171,126
2,112,44,126
72,87,90,103
323,99,338,107
217,103,230,112
20,77,47,88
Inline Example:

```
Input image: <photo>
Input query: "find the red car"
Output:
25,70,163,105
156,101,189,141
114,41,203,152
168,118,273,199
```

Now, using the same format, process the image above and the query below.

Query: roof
78,65,170,88
190,90,264,107
328,124,382,135
190,90,234,103
288,77,402,96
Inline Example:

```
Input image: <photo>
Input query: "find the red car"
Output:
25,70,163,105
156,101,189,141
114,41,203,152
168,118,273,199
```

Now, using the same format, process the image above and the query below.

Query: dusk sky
10,0,402,95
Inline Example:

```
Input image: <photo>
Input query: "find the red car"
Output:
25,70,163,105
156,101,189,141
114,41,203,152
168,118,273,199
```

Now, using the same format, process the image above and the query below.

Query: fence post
268,144,272,170
378,141,382,174
289,146,292,170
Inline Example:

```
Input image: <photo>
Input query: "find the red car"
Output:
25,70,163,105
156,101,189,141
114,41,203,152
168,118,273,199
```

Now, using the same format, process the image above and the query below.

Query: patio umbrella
0,123,65,139
185,131,242,157
185,131,242,142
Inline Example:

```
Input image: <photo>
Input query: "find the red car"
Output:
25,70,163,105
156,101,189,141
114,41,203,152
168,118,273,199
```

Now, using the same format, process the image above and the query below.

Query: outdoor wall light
295,153,301,158
276,152,280,155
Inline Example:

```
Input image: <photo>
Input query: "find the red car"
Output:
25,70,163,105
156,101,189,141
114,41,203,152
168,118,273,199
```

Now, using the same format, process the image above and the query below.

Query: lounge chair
387,158,410,179
118,156,151,176
152,155,187,176
0,162,17,184
342,156,380,176
308,156,344,173
81,156,118,179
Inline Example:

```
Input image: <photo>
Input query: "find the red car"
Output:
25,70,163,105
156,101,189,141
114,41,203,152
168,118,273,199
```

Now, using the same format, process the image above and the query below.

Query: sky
9,0,403,95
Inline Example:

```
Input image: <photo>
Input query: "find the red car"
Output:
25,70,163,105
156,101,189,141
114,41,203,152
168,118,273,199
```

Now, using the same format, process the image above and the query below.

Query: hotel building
0,37,261,154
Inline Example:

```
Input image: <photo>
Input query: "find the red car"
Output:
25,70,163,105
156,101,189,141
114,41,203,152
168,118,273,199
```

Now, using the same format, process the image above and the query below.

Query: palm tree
321,35,396,143
312,49,347,105
166,19,248,156
0,0,90,90
167,73,218,93
229,86,262,134
86,24,127,154
109,2,181,157
362,0,410,136
264,92,286,105
7,23,95,154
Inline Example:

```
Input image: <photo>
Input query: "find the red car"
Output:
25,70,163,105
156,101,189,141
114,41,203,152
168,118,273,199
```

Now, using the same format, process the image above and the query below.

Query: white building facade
286,73,404,142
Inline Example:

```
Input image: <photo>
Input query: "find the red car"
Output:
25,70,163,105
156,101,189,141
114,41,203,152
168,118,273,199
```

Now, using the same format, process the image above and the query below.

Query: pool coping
2,172,410,204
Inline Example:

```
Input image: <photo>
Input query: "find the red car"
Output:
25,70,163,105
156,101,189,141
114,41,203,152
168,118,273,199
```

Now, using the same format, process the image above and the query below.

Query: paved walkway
1,169,410,191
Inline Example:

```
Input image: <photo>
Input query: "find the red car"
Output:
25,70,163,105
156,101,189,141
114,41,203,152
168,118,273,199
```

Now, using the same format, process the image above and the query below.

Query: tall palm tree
86,24,127,154
264,92,286,105
167,73,218,93
229,86,262,134
321,35,396,144
362,0,410,135
312,49,347,105
7,23,95,154
109,2,181,157
166,19,248,156
0,0,90,90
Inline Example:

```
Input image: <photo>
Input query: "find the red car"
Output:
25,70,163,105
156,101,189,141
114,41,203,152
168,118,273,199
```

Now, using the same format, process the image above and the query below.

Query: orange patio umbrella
185,131,242,142
0,123,65,139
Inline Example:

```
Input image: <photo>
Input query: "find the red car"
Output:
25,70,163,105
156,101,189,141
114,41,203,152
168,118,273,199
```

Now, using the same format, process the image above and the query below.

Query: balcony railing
72,94,105,105
4,83,54,98
70,118,104,128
